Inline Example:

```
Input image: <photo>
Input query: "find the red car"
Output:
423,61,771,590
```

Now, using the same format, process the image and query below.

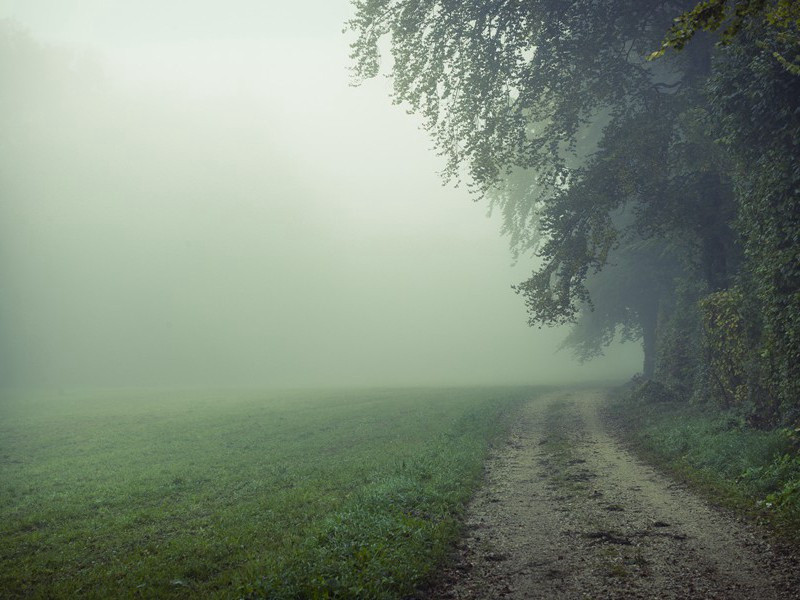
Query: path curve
427,388,800,599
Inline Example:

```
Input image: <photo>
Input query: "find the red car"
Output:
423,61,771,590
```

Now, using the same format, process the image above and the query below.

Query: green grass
0,386,536,598
606,391,800,542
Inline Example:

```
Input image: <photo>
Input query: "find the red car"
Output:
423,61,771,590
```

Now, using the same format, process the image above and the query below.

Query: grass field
0,386,536,598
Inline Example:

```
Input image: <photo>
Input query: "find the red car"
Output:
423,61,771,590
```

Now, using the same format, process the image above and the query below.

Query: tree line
349,0,800,426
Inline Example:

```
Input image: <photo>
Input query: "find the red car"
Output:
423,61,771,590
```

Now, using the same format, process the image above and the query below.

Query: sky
0,1,641,389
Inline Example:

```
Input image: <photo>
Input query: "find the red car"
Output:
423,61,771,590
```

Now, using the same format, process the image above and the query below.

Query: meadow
0,386,536,598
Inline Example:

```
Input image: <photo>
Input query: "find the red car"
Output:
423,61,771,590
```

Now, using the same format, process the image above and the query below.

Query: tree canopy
349,0,800,425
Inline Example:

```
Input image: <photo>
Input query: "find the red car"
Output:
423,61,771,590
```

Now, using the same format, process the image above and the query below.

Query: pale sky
0,1,641,388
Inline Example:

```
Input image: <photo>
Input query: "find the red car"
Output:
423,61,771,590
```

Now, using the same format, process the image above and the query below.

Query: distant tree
559,239,681,379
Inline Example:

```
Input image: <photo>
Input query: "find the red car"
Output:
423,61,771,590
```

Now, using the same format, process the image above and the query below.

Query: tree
348,0,723,325
349,1,799,424
560,238,682,378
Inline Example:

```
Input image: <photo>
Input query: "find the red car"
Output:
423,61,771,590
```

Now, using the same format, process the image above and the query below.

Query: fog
0,1,640,390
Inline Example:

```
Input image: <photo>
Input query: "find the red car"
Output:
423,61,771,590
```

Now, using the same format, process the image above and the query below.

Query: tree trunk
641,303,658,379
698,172,736,291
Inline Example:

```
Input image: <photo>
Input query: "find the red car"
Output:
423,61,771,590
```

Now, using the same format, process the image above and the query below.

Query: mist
0,1,640,390
6,3,800,598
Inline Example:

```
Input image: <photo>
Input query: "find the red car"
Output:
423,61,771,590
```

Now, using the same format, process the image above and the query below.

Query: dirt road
427,389,800,599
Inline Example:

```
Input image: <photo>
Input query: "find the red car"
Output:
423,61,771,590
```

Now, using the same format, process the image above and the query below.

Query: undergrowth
607,388,800,543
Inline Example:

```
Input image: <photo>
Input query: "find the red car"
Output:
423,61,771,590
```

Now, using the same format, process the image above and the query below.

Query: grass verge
606,388,800,544
0,386,536,598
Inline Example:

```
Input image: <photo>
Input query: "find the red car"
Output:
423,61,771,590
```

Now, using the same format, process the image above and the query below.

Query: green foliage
652,0,762,56
697,284,779,425
765,1,800,74
700,288,750,407
748,451,800,528
0,387,532,598
652,0,800,74
706,26,800,423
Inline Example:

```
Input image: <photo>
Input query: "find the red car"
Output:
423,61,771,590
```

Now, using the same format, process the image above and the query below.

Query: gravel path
426,388,800,599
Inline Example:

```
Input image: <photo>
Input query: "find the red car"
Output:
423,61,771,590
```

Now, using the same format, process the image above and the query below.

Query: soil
424,388,800,599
